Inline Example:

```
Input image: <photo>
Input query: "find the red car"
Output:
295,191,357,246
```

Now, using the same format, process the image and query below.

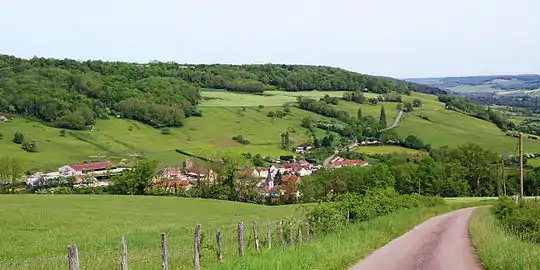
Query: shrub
13,131,24,144
232,135,250,145
267,111,275,117
305,188,444,234
494,198,540,243
21,140,38,152
160,128,171,135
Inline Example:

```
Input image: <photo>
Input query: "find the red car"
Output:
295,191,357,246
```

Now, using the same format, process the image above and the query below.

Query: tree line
0,54,447,130
300,143,540,202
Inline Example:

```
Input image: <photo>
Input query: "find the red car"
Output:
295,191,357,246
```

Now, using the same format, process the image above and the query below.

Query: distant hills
405,75,540,96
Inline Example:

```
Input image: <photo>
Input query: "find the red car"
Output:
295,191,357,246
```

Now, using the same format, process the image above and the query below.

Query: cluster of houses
22,149,369,199
26,161,130,188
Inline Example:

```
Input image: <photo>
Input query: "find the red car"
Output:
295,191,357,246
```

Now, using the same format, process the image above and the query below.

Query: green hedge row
494,197,540,243
305,188,445,234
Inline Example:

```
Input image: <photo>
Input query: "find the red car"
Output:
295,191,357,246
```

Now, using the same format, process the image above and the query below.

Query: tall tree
379,106,387,128
357,108,363,120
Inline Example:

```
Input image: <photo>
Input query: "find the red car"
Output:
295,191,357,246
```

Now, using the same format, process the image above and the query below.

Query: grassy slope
0,195,304,269
469,207,540,269
214,201,493,270
0,106,330,171
397,93,540,154
354,145,421,155
4,90,540,171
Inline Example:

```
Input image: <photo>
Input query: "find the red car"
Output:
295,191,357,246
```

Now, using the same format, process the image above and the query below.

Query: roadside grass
0,195,304,270
354,145,421,155
395,94,540,155
213,200,494,270
469,207,540,270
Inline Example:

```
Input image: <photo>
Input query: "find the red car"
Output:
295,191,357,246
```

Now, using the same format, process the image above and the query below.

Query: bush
232,135,250,145
21,140,38,152
13,131,24,144
305,188,445,234
161,128,171,135
494,198,540,243
267,111,275,117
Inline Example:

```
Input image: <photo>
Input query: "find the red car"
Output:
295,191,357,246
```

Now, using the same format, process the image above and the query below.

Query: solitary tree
281,132,290,149
357,108,363,120
379,106,387,128
412,99,422,107
322,136,332,148
13,131,24,144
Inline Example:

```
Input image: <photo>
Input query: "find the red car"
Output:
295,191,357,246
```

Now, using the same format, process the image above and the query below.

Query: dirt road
349,207,483,270
381,109,405,131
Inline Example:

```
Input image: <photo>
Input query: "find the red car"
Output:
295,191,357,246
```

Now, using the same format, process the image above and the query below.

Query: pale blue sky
1,0,539,78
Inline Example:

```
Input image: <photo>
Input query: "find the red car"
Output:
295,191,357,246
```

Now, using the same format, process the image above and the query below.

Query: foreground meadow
0,195,304,269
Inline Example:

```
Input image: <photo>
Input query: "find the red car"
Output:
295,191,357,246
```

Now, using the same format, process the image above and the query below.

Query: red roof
68,162,114,172
282,174,300,183
153,180,189,188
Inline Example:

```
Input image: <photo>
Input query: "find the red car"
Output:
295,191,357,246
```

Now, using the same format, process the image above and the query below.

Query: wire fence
0,218,315,270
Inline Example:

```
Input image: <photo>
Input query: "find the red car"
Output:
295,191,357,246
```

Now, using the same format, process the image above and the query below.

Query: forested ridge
0,54,445,129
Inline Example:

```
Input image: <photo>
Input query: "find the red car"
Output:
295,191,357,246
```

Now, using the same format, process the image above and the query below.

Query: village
22,142,370,199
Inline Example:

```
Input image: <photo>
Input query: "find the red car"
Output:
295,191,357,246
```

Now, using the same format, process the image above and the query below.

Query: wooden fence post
289,221,294,247
279,220,284,247
305,221,310,242
267,221,272,249
252,221,260,251
194,224,201,270
161,233,168,270
238,222,245,258
121,236,128,270
216,228,223,263
67,244,79,270
297,221,302,244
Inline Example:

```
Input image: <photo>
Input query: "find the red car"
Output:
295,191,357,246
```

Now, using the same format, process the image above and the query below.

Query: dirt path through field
349,207,483,270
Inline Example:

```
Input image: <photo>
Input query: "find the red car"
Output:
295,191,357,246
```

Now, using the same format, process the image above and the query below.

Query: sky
1,0,539,78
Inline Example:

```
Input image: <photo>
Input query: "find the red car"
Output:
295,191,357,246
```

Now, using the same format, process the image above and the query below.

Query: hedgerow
305,188,444,234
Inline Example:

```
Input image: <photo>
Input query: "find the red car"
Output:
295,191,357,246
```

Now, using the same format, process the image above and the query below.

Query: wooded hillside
0,54,444,129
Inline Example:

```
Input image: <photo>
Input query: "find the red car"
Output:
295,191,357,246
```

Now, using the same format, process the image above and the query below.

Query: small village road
349,207,483,270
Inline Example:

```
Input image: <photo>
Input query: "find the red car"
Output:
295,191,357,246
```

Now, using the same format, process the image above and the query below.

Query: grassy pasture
0,106,333,171
354,145,421,155
0,195,304,269
396,93,540,155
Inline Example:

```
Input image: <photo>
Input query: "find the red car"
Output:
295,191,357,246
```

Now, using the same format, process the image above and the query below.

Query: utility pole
502,158,506,196
519,133,524,199
497,165,501,198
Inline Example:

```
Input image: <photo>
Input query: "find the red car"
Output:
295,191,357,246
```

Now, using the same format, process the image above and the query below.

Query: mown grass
213,201,494,270
469,207,540,269
0,195,305,270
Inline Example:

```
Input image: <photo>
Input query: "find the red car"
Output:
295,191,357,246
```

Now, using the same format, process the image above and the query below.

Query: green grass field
469,207,540,269
0,195,304,269
396,93,540,154
354,145,421,155
0,106,332,171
